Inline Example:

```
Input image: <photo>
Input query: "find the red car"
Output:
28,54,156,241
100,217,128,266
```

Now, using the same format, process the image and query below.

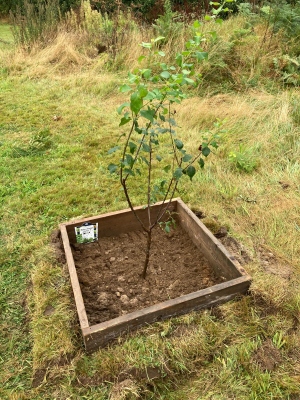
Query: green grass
0,14,300,399
0,21,13,51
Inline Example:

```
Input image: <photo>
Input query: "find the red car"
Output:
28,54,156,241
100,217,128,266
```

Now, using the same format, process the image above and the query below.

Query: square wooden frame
60,198,251,353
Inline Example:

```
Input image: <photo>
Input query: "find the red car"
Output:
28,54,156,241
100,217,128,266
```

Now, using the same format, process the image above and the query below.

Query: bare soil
252,339,282,371
71,225,224,325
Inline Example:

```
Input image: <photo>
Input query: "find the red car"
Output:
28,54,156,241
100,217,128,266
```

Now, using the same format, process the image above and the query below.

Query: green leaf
193,20,201,28
144,91,157,101
119,84,131,93
184,77,195,85
142,142,150,152
176,53,183,67
141,42,152,49
186,165,196,180
107,146,120,154
174,167,183,181
182,154,192,162
196,52,208,61
141,156,149,166
160,71,171,79
157,127,168,134
174,139,184,150
128,141,137,154
119,113,131,126
140,108,155,122
163,165,171,173
130,93,143,115
215,18,223,24
137,86,148,98
158,51,165,57
138,55,146,63
202,147,211,157
198,158,205,168
204,15,212,21
117,102,130,115
159,114,166,122
125,153,134,168
141,69,152,79
156,155,162,161
154,36,165,43
134,125,142,134
209,31,217,40
124,168,135,176
128,72,139,84
108,163,118,173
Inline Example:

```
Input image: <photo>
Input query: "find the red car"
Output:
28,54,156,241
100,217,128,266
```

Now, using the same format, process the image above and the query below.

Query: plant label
75,223,98,244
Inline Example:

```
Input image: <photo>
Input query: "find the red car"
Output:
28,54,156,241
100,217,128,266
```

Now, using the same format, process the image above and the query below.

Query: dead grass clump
1,31,98,77
176,94,254,130
27,31,93,75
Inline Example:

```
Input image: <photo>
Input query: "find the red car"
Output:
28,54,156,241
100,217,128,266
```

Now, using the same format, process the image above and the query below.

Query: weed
272,331,286,349
12,129,53,157
10,0,62,46
273,55,300,86
153,0,183,44
228,144,259,173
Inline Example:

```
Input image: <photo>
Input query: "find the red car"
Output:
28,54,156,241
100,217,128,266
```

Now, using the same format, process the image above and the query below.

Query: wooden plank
60,224,89,329
64,200,178,244
82,275,251,353
176,199,244,280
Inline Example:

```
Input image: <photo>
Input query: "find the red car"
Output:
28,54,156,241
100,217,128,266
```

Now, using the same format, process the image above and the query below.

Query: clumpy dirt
257,246,293,280
71,225,224,325
252,339,282,371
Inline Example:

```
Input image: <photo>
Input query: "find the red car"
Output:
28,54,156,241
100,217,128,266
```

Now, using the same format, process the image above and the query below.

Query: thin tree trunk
142,229,152,279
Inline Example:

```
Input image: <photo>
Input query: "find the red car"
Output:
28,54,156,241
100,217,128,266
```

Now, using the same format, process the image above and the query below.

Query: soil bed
72,225,224,325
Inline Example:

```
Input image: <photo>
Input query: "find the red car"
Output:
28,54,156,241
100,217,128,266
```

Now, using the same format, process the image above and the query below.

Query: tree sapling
108,21,224,278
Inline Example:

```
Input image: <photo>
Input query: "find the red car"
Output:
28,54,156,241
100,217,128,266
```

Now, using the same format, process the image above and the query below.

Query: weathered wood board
60,198,252,353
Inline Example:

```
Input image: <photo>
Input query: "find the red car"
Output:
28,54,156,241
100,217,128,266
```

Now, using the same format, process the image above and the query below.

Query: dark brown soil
72,225,224,325
252,339,282,371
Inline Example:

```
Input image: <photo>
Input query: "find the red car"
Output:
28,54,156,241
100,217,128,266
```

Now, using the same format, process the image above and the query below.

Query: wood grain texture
64,200,178,244
176,199,243,280
60,224,89,329
82,276,251,353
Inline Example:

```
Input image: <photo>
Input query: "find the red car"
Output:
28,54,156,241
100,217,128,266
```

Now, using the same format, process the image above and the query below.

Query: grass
0,21,13,50
1,10,300,399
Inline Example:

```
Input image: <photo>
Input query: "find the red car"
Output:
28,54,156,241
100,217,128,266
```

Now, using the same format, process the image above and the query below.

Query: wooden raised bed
60,198,251,353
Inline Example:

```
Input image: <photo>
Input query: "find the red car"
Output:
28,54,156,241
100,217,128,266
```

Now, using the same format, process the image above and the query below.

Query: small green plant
228,143,258,173
272,331,286,349
68,0,137,60
152,0,183,44
10,0,62,46
12,129,53,157
108,21,223,278
273,55,300,87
